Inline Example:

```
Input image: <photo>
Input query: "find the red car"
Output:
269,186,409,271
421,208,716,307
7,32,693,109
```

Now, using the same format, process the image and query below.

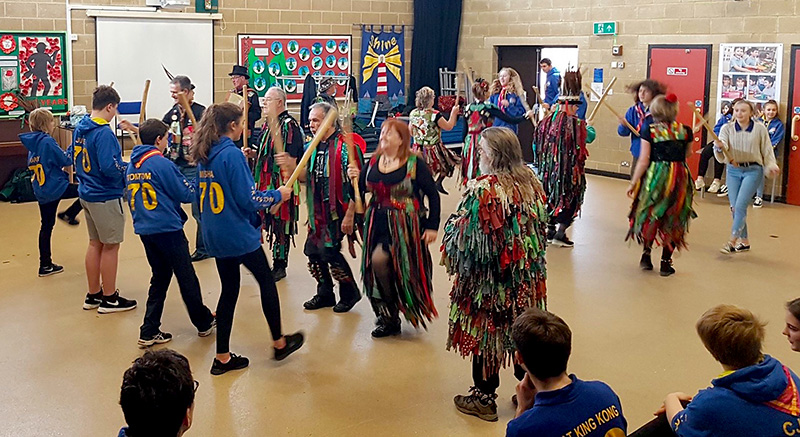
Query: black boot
272,259,287,282
371,315,401,338
640,250,653,270
660,259,676,277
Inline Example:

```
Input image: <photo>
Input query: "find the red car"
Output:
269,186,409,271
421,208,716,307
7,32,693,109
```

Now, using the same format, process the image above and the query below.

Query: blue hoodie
544,67,561,106
671,355,800,436
198,136,283,258
19,131,71,204
714,113,733,136
126,144,194,236
618,102,651,158
69,116,127,202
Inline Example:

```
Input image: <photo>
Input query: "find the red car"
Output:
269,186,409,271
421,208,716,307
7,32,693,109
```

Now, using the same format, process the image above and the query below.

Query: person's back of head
139,119,169,147
28,107,54,133
696,304,765,370
120,349,195,437
512,307,572,380
92,85,121,112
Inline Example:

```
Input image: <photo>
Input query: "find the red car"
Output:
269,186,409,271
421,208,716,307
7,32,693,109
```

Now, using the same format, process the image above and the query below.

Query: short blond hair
415,86,435,109
649,95,678,123
696,304,765,369
29,108,54,132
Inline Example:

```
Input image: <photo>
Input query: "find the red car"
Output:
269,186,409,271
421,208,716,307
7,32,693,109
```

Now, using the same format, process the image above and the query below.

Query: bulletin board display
238,34,351,103
0,31,69,119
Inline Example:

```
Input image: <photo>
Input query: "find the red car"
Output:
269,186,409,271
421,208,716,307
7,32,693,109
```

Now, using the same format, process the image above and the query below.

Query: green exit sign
593,21,617,35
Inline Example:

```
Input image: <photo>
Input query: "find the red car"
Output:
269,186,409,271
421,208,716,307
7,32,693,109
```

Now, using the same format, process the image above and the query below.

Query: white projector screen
95,16,214,123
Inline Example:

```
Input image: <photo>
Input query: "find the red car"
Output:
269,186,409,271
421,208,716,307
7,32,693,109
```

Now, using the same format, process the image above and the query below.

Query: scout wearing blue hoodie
69,85,137,314
662,305,800,437
192,102,304,376
618,80,665,175
125,119,215,348
19,108,79,277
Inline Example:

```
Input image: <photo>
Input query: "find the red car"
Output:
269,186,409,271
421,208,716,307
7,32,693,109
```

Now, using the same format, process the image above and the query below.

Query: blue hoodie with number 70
198,136,283,258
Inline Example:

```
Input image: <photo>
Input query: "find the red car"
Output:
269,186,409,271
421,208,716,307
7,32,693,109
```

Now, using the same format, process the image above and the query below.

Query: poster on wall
0,31,69,119
717,43,782,118
238,34,351,104
359,25,405,114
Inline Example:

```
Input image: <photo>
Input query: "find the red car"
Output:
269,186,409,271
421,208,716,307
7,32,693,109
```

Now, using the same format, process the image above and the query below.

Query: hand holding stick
691,105,733,162
282,109,338,188
340,108,364,213
176,92,198,126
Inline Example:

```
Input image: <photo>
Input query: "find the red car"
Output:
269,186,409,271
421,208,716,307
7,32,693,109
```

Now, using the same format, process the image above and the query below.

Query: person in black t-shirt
163,76,208,261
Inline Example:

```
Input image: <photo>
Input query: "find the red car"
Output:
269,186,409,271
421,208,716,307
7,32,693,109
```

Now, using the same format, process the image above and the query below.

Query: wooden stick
109,81,114,87
587,77,617,122
266,115,288,184
127,128,141,145
692,106,733,163
139,79,150,126
586,83,639,136
176,92,198,127
242,85,249,144
282,108,338,188
340,112,364,214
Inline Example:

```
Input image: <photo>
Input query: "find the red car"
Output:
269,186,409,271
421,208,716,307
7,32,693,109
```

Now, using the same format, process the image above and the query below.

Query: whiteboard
95,16,213,122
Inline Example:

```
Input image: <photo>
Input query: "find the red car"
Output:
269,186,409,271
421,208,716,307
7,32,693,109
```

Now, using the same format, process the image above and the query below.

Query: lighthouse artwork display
359,25,406,113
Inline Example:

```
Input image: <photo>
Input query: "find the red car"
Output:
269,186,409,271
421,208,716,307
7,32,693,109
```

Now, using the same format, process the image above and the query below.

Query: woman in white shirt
714,99,779,254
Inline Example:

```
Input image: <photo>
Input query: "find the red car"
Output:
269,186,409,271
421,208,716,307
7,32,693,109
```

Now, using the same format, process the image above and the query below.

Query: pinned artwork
239,34,351,103
0,31,70,118
359,25,406,113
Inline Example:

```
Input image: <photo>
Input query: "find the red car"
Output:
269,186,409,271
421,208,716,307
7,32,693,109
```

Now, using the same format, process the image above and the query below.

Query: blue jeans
726,164,762,239
179,165,206,255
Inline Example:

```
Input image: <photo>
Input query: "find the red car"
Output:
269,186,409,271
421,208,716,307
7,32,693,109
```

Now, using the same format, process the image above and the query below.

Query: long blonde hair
480,126,543,203
490,67,523,97
190,102,242,164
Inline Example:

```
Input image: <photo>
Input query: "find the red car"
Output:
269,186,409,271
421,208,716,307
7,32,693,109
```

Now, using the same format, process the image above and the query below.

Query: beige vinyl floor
1,174,799,436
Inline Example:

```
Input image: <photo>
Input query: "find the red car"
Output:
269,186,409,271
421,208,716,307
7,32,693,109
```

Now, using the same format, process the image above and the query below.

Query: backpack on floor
0,167,37,203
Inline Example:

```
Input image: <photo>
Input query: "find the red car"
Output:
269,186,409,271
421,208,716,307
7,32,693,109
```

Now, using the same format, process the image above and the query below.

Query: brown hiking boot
454,386,498,422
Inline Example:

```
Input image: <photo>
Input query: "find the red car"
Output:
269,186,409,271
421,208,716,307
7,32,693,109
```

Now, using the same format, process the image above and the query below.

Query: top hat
319,77,335,93
229,65,250,80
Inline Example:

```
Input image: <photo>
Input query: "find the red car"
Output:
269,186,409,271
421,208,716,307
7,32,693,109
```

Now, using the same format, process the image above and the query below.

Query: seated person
653,304,800,436
507,308,627,437
119,349,196,437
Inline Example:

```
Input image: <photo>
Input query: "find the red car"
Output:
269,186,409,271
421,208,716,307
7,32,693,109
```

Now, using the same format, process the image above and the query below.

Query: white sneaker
754,197,763,208
694,177,705,191
708,180,721,193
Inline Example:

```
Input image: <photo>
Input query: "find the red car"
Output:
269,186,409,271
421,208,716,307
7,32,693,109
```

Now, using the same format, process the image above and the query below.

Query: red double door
647,45,712,173
784,46,800,205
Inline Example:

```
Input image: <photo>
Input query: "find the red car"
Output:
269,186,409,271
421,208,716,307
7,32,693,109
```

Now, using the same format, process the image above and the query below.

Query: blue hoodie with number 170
198,136,283,258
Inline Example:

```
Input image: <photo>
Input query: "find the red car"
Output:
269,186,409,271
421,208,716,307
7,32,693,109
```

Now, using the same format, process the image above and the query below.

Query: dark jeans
472,355,526,396
214,247,282,354
37,184,80,267
139,230,214,338
697,142,724,180
304,240,359,302
178,165,206,255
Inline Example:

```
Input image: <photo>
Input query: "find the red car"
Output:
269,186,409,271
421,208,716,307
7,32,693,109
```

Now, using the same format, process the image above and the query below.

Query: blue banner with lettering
359,25,405,114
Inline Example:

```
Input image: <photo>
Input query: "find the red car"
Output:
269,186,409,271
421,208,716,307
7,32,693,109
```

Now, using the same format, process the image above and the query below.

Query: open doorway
496,45,579,161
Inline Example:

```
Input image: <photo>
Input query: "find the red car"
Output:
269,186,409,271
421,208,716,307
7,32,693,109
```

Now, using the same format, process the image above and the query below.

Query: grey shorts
81,198,125,244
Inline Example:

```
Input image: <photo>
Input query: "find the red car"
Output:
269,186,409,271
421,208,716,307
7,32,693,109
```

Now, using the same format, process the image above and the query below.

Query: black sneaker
83,290,103,310
97,290,137,314
211,353,249,375
303,294,336,310
551,233,574,248
274,332,305,361
198,317,216,337
57,212,79,226
735,243,751,252
38,263,64,277
660,260,676,277
639,253,653,271
546,227,556,243
272,266,287,282
138,331,173,348
333,295,361,313
190,251,210,262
